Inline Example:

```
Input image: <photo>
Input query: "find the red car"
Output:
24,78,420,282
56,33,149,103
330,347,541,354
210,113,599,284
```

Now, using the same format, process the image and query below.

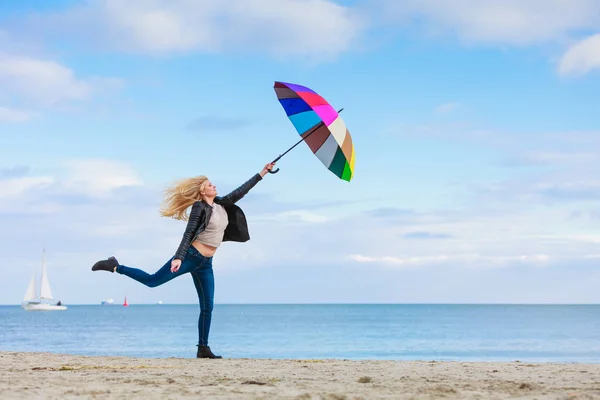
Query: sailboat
22,249,67,311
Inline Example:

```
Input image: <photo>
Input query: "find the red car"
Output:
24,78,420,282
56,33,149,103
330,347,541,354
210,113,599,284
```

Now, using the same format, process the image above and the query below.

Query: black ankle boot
91,256,119,272
197,345,222,359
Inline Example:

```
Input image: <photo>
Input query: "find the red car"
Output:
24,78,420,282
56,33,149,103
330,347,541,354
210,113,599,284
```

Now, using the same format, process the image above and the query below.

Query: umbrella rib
272,108,343,164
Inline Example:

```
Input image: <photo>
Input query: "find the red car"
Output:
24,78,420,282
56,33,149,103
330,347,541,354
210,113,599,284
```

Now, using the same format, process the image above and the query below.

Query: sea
1,304,600,362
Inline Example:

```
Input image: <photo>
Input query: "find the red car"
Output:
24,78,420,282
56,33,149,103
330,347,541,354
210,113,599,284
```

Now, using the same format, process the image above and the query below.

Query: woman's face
202,180,217,197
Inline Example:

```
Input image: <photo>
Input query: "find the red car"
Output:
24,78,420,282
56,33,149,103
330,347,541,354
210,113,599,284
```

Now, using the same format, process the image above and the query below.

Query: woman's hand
260,162,276,177
171,258,182,273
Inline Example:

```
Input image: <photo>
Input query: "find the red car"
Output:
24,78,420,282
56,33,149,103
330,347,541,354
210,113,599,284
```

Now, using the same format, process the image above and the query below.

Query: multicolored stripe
274,81,354,181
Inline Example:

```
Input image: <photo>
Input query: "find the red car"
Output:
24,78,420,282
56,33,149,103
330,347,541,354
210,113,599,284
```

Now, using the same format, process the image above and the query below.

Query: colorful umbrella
268,81,355,182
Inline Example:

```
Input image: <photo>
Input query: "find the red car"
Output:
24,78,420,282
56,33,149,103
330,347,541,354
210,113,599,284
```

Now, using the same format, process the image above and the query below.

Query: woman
91,162,276,359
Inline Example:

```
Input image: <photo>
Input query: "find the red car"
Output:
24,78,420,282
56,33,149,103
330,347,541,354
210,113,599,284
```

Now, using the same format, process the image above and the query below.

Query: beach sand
1,352,599,399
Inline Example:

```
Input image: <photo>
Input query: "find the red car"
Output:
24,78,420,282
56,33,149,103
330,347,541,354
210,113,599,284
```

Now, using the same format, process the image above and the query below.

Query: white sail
22,248,67,311
23,273,36,302
39,249,53,300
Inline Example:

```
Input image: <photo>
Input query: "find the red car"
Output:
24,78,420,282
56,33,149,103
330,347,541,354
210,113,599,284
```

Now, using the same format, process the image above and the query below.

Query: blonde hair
160,175,209,220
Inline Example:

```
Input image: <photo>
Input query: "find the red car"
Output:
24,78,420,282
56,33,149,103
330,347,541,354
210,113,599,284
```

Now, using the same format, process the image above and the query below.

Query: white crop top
194,203,229,247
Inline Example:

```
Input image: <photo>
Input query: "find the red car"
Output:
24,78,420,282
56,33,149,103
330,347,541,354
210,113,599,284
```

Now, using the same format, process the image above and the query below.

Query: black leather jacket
173,173,263,261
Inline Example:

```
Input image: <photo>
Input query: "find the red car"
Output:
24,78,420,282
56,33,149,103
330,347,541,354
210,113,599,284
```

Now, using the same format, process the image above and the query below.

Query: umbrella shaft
272,108,343,163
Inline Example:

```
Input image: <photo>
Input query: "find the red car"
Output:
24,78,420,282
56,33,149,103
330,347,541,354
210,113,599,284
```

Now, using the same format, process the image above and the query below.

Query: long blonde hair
160,175,209,220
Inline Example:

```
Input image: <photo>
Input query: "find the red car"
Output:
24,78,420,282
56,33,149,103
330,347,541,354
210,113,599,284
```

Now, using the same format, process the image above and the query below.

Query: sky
1,0,599,305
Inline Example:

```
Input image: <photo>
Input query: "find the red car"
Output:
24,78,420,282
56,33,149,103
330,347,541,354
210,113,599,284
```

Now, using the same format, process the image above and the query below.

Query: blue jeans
115,246,215,346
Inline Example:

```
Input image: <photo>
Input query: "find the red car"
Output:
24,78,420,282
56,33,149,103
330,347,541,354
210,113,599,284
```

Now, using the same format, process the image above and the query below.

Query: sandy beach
1,352,599,399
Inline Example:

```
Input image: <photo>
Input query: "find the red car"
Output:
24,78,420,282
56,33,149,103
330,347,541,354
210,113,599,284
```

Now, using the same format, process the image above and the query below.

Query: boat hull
22,302,67,311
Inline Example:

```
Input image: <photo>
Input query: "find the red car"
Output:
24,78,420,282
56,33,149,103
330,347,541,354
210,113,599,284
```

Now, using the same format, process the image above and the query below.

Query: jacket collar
200,196,232,208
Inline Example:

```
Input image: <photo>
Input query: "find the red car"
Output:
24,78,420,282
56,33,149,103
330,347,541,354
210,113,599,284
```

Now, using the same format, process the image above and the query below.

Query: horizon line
3,302,600,306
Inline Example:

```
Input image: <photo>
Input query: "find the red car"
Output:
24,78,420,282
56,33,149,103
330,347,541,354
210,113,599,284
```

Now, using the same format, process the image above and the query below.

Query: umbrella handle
268,154,283,174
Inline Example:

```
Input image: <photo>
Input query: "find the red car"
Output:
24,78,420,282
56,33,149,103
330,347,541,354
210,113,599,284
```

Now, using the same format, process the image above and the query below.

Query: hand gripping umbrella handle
268,157,281,174
268,153,282,174
268,108,344,174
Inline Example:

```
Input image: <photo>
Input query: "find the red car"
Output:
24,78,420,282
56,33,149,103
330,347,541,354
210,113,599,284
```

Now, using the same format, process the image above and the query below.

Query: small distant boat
123,296,129,307
22,249,67,311
157,300,163,305
101,298,114,305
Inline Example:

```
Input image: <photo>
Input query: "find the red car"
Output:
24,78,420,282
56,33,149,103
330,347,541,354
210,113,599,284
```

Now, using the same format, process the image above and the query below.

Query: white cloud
0,176,54,198
0,52,123,108
1,170,600,304
377,0,600,46
375,0,600,76
485,133,600,204
2,145,600,304
558,34,600,76
236,197,600,277
0,52,91,105
0,106,35,123
62,159,143,198
506,150,600,166
562,234,600,244
0,159,143,212
349,253,553,268
268,210,331,223
25,0,366,61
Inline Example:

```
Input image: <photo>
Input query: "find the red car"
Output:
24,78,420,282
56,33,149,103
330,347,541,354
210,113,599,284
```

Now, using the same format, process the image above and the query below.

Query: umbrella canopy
273,81,355,181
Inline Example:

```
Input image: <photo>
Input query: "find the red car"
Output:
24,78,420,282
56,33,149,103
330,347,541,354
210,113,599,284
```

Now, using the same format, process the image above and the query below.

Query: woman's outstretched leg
92,255,197,288
117,258,182,287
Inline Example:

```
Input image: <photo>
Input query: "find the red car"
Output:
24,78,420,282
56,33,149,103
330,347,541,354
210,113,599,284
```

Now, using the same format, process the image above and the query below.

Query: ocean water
1,304,600,362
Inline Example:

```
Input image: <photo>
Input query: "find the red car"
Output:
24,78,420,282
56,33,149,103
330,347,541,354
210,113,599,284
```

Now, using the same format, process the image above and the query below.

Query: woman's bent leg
117,257,195,288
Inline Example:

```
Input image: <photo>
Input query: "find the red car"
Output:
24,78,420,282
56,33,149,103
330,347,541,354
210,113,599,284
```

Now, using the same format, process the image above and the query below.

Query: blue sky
1,0,599,305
